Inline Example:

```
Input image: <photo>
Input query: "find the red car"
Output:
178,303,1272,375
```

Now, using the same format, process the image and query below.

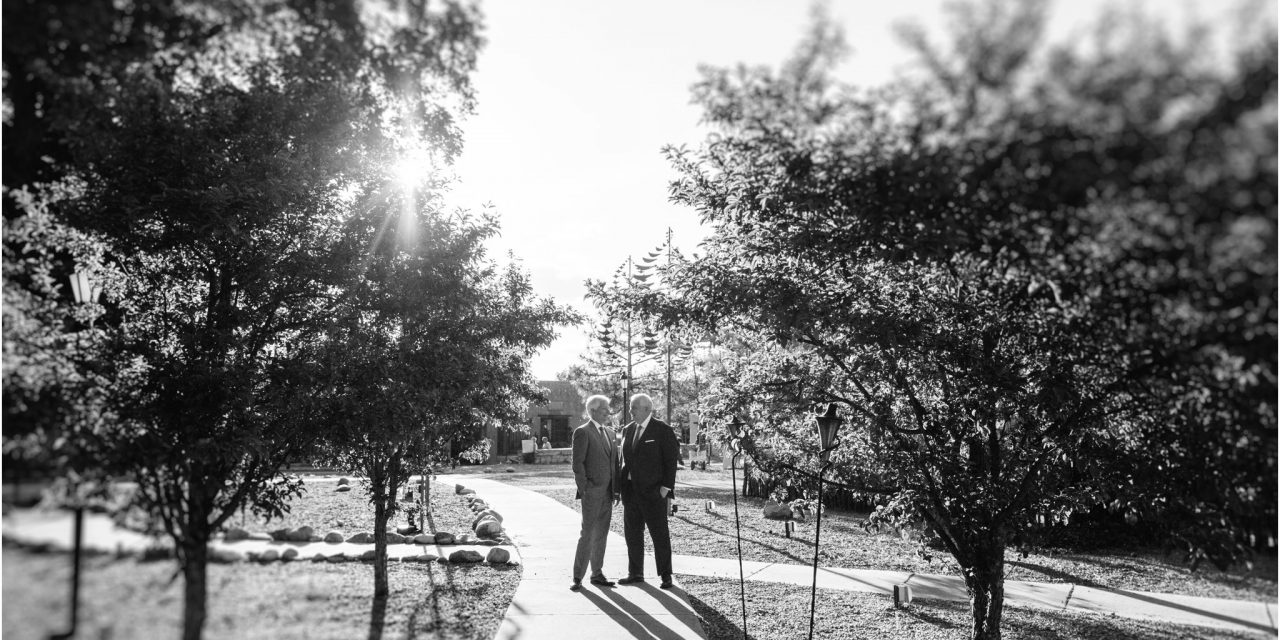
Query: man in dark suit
617,393,680,589
570,394,619,591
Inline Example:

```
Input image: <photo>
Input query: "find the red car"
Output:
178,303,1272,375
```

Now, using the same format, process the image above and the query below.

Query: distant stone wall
533,448,573,464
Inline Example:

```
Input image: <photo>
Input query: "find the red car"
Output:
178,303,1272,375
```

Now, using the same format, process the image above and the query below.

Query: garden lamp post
726,415,749,640
808,403,843,640
53,269,101,640
620,370,631,425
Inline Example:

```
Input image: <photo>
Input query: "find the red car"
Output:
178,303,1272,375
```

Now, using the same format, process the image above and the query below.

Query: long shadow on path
670,510,814,566
1007,560,1104,588
640,582,705,621
583,587,696,640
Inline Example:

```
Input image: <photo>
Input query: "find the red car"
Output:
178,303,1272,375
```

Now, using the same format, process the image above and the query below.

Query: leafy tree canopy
2,2,507,639
640,3,1274,638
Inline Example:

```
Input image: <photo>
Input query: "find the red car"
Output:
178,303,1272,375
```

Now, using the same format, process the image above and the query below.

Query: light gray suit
571,419,618,582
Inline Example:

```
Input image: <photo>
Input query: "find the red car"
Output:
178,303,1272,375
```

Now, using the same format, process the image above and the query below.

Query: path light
620,370,631,425
52,268,101,640
727,415,744,441
808,403,844,640
68,270,102,308
726,415,749,640
815,403,842,459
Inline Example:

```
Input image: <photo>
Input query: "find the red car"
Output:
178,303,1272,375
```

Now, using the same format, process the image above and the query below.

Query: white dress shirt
634,415,650,442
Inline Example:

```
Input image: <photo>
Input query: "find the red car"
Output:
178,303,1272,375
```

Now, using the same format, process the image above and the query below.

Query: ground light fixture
808,402,844,640
725,415,749,640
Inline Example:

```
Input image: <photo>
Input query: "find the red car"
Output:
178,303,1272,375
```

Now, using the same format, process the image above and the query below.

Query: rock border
203,482,516,567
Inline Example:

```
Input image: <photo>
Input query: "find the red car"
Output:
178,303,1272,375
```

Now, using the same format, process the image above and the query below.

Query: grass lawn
471,464,1277,602
3,475,518,640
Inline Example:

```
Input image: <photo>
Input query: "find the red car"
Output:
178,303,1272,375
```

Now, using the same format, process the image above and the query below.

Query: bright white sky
439,0,1255,380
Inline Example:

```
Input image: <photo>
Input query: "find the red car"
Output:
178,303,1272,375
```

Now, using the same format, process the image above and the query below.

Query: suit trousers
622,489,672,578
573,485,613,581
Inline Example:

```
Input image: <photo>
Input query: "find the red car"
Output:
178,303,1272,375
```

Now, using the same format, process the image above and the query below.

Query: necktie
596,423,610,453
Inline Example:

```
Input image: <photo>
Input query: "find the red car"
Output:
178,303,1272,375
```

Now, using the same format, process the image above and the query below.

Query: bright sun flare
392,149,431,190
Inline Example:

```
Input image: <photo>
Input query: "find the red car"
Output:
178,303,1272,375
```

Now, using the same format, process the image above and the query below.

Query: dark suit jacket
619,417,679,500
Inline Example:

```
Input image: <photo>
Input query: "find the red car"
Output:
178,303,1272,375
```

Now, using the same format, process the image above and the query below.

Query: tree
2,0,227,486
559,342,704,433
3,2,488,639
584,257,664,422
582,230,698,424
639,3,1275,639
311,204,575,636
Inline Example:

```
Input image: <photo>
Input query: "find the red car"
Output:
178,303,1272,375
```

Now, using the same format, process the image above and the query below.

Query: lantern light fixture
814,403,842,453
69,270,102,306
727,415,745,441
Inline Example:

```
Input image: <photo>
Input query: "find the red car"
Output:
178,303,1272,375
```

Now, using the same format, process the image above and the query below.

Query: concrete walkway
449,476,708,640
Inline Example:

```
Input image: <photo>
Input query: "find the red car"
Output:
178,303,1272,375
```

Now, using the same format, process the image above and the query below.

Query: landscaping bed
233,476,461,538
2,476,519,640
680,575,1265,640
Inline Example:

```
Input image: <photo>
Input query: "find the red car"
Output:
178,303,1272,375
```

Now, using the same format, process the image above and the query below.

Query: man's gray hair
629,393,654,409
585,394,611,416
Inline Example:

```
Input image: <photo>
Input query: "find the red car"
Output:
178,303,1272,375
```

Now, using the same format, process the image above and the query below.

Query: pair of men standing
571,393,679,591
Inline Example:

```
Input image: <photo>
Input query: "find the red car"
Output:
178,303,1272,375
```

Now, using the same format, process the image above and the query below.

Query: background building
478,380,587,462
525,380,586,449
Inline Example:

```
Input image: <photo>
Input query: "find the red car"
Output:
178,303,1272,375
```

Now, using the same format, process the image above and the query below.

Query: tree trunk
368,591,388,640
181,491,211,640
372,479,389,600
182,541,209,640
368,471,390,640
963,541,1006,640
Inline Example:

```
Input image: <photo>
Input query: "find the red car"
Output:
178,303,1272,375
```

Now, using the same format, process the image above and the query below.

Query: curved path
445,476,708,640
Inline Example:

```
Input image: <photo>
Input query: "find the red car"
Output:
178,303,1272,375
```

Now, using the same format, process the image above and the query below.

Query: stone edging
0,481,520,568
205,481,516,566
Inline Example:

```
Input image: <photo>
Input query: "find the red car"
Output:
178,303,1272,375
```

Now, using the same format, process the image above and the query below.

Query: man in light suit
617,393,680,589
570,394,619,591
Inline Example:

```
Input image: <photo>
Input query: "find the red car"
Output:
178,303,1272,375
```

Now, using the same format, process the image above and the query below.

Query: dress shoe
569,581,582,591
618,576,645,585
660,576,675,589
590,576,616,587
